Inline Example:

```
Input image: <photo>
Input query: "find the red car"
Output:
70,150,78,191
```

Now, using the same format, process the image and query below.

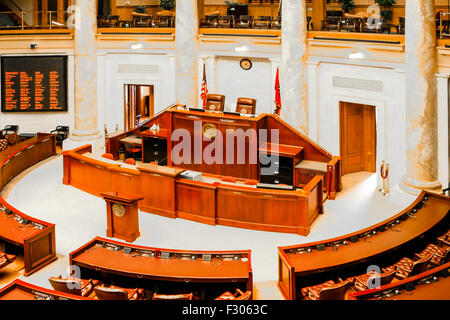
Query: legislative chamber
0,0,449,309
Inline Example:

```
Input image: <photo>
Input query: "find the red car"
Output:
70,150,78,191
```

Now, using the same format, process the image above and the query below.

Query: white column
175,0,199,107
306,60,320,142
281,0,308,134
64,0,102,151
401,0,441,194
436,74,449,189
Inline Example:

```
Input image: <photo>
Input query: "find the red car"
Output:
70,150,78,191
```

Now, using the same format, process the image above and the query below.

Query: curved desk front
0,134,57,276
277,192,450,299
63,145,324,235
0,279,90,300
70,237,253,300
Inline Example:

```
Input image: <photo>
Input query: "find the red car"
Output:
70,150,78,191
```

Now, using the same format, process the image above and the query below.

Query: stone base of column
399,175,442,195
63,129,104,154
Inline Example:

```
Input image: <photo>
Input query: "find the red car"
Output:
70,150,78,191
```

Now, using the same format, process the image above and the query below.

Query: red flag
274,67,281,115
200,62,208,108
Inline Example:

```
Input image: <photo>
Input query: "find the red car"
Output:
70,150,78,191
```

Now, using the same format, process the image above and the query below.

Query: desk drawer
296,169,326,187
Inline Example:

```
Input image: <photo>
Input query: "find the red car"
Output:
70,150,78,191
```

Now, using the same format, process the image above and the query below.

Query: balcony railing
0,11,68,30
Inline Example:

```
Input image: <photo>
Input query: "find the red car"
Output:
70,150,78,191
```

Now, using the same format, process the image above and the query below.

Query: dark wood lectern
101,192,144,243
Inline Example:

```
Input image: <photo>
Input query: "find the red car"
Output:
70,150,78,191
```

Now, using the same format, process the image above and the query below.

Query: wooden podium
101,192,144,243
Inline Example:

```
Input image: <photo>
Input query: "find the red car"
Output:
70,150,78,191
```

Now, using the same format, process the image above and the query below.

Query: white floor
1,155,416,299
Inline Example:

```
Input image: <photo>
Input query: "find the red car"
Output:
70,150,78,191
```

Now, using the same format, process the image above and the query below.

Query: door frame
123,83,155,131
339,101,377,175
331,95,386,181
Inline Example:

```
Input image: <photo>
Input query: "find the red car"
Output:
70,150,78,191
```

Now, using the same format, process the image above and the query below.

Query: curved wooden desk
277,192,450,299
0,134,57,276
349,262,450,300
0,279,90,300
70,237,252,300
63,145,324,235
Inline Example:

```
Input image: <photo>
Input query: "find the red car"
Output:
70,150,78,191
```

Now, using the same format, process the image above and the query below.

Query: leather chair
271,16,281,29
0,252,16,269
133,15,152,27
322,16,341,31
215,289,251,300
125,158,136,165
0,139,7,152
152,293,195,300
383,253,432,280
123,142,141,161
200,15,219,28
205,94,225,111
235,15,253,29
254,16,271,29
5,133,18,145
415,244,450,267
98,15,119,28
151,15,172,28
49,276,99,297
303,279,353,300
217,15,233,28
1,125,18,138
340,17,361,32
236,97,256,115
352,269,396,292
437,229,450,244
94,285,144,300
50,126,69,145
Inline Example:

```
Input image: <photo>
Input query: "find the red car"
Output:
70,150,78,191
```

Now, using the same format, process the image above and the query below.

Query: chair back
94,286,129,300
5,133,18,145
205,94,225,111
236,97,256,114
125,158,135,165
0,139,7,151
235,290,252,300
49,277,82,296
152,293,193,300
102,153,114,160
3,125,18,132
411,253,432,276
379,269,396,286
319,280,351,300
442,247,450,264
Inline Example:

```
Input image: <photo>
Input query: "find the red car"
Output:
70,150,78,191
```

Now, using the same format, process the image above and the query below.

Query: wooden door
339,102,376,175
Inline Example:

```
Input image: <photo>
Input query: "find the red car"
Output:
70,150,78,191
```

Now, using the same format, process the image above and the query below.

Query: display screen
1,56,68,112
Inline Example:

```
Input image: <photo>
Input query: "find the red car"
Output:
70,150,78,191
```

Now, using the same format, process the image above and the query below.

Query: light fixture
235,40,253,53
349,51,365,59
131,43,144,50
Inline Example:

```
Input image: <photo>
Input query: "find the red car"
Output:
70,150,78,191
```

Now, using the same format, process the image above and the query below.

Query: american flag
274,67,281,115
200,62,208,108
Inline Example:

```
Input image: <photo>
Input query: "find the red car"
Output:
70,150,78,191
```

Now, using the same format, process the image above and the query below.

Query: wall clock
240,58,252,70
112,203,126,218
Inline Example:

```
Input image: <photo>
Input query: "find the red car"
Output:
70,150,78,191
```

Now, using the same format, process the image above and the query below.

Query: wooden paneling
0,134,57,276
64,143,325,235
339,102,376,175
175,179,217,225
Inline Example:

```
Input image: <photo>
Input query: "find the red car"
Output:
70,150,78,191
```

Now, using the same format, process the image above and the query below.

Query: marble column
64,0,101,151
436,74,449,189
175,0,199,107
401,0,441,193
281,0,309,135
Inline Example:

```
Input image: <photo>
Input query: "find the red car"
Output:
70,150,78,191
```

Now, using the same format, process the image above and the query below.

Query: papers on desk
180,170,202,181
